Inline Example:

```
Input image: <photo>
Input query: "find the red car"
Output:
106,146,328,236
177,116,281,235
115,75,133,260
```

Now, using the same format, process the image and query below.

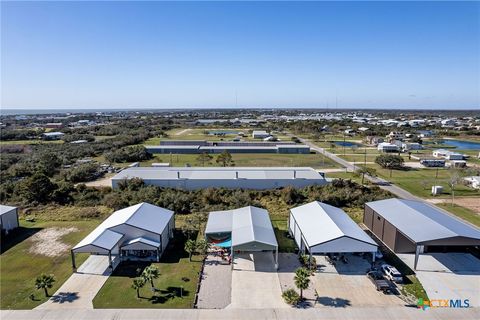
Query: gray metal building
145,140,310,154
111,167,328,190
364,198,480,269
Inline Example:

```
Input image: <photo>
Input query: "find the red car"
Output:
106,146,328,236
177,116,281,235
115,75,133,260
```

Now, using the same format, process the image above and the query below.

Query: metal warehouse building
71,202,174,270
0,205,19,234
111,167,328,190
145,141,310,154
289,201,378,261
205,206,279,269
364,198,480,269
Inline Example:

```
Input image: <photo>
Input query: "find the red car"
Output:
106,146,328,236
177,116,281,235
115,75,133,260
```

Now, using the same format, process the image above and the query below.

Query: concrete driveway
228,252,287,309
398,253,480,307
196,253,232,309
312,254,404,307
35,256,112,310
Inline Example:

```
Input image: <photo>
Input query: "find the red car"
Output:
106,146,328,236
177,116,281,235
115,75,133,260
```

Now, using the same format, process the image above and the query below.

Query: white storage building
111,167,328,190
0,205,19,234
71,202,174,270
289,201,378,261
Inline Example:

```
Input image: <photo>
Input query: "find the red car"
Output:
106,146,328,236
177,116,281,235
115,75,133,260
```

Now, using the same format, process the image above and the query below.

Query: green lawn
0,219,99,309
92,231,203,309
139,152,340,169
436,203,480,228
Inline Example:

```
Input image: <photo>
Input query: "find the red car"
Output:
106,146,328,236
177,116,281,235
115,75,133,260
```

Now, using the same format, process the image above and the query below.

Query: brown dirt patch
29,227,78,257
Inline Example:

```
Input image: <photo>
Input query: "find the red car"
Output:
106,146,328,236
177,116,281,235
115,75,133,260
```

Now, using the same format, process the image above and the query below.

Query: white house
42,132,65,140
377,142,400,153
464,176,480,189
252,130,270,139
0,205,19,234
71,202,174,270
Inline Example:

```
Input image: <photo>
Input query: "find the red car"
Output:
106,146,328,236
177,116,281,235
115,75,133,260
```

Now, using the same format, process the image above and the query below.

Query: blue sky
1,1,479,110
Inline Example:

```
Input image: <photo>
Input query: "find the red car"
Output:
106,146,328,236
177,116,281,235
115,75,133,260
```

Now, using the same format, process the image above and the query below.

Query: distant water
334,141,361,147
441,139,480,150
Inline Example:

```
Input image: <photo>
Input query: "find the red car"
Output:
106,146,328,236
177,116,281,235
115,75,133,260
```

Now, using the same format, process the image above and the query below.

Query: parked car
367,271,392,293
381,264,403,283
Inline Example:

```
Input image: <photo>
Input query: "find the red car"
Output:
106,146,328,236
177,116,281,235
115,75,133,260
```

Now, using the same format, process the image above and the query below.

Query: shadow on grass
1,227,42,254
149,287,190,304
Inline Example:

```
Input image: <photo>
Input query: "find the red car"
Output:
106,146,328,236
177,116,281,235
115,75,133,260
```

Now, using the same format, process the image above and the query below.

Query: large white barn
71,202,174,270
111,167,328,190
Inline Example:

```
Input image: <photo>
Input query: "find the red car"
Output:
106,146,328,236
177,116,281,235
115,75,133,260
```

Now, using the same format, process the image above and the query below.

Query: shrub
282,288,300,305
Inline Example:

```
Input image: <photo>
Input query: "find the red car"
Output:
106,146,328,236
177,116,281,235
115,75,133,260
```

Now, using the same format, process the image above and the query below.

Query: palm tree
131,278,145,298
294,267,311,300
142,266,160,291
185,239,197,262
35,274,55,297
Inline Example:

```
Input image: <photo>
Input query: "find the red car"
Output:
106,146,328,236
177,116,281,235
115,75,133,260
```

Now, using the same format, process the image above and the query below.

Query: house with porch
71,202,174,270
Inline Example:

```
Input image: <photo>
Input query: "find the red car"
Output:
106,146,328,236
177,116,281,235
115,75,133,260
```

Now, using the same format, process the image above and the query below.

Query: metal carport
205,206,279,269
289,201,378,262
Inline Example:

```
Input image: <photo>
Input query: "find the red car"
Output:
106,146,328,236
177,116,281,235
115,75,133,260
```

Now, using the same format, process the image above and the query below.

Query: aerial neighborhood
1,108,479,320
1,1,479,320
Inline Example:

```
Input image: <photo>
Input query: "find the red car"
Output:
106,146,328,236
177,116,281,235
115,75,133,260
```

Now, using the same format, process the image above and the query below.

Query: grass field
361,164,480,198
0,219,99,309
146,128,294,143
92,231,203,309
139,153,340,168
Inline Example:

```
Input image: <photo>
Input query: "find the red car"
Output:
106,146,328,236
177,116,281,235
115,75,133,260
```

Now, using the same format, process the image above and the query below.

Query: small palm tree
35,273,56,297
294,267,311,300
131,278,145,298
184,239,197,262
142,266,160,291
196,239,210,255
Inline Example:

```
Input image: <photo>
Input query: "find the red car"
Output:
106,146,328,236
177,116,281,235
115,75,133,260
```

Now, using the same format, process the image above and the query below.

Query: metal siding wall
372,210,385,240
382,220,397,251
364,206,374,230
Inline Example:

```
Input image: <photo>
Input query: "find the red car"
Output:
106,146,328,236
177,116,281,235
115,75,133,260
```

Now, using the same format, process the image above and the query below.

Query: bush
105,145,152,163
375,154,404,169
282,288,300,305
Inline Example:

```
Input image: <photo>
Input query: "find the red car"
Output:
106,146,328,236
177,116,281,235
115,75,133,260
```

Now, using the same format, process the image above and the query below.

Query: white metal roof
205,206,278,248
0,205,17,216
122,237,160,248
366,198,480,244
73,202,173,251
112,167,325,181
290,201,377,248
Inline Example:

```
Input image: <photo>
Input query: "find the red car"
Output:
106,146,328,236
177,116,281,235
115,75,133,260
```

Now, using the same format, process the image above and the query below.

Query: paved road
300,137,421,201
2,307,479,320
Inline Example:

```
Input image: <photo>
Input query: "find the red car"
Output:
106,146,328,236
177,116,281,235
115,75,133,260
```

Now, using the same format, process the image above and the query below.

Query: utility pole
364,146,367,166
